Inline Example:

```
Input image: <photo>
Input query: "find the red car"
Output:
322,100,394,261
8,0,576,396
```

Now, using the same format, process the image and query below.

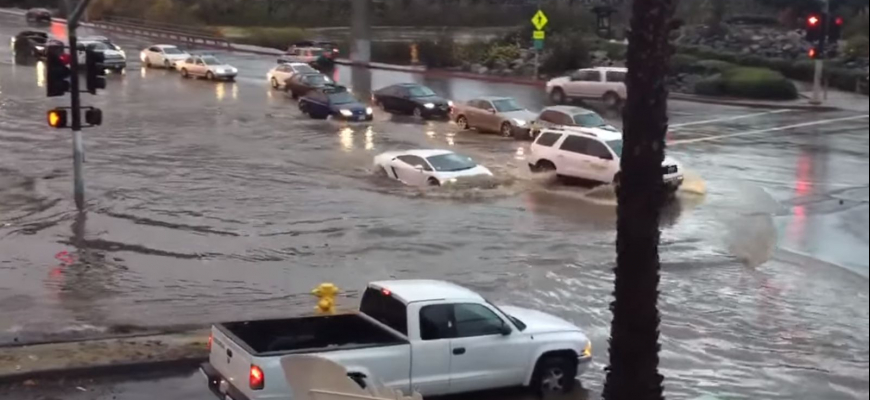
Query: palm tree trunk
602,0,675,399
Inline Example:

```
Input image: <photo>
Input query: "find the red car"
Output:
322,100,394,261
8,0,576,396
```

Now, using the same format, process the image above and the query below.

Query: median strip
0,331,209,385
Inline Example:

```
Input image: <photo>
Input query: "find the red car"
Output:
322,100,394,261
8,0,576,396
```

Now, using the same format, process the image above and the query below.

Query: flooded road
1,15,869,400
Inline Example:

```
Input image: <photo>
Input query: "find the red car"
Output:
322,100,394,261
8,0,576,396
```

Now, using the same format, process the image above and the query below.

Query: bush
484,44,521,69
230,27,308,51
670,54,701,74
540,32,591,76
694,67,799,100
845,36,869,58
695,59,738,74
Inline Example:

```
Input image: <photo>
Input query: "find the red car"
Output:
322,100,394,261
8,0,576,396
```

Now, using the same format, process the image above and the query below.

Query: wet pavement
1,14,869,400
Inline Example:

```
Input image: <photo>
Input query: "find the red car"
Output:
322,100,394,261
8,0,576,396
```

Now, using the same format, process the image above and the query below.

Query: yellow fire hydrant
312,283,340,314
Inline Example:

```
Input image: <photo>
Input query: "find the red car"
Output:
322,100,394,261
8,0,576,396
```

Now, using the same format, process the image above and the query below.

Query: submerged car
285,73,334,99
299,85,373,121
452,96,538,139
140,44,190,69
374,149,493,187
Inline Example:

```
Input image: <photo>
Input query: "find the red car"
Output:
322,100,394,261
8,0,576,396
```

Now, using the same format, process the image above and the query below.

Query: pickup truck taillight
250,365,265,390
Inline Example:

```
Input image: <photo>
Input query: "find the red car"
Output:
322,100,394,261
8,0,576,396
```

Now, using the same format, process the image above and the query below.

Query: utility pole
66,0,93,211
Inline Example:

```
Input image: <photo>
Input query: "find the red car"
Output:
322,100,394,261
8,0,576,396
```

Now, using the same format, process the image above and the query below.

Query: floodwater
1,15,868,400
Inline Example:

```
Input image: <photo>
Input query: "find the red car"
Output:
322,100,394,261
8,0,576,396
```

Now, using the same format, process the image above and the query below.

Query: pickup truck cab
202,280,592,400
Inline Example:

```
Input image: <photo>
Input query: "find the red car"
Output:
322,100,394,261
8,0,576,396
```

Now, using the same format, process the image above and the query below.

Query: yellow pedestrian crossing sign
531,10,549,31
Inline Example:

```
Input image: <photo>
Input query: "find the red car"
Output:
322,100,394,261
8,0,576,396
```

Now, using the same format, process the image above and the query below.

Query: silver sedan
177,55,237,81
451,96,538,140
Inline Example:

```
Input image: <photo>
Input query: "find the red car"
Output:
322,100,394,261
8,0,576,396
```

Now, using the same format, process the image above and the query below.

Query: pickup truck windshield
360,288,408,336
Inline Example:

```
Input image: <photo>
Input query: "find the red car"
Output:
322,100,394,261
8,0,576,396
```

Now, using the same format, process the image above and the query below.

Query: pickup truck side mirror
499,323,512,336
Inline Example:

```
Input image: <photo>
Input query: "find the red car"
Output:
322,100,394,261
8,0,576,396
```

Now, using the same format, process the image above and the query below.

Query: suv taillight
250,365,265,390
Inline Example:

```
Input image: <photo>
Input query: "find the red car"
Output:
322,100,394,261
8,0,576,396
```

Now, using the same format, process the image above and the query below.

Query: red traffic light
807,15,820,26
59,53,71,65
835,17,844,26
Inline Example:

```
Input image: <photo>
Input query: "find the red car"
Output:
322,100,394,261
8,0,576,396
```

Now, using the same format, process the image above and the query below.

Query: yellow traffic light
47,108,68,128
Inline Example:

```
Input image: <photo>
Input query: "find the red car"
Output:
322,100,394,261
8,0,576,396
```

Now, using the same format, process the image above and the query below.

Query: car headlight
366,107,373,115
119,50,126,58
339,109,353,117
447,100,454,107
424,103,435,109
512,118,527,127
583,341,592,358
447,178,458,184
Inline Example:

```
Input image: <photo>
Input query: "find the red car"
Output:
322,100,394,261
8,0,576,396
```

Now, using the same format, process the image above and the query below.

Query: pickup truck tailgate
210,326,255,396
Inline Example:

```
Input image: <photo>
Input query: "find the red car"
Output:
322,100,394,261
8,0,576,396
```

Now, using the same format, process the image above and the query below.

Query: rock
782,44,794,51
751,44,761,51
475,66,489,75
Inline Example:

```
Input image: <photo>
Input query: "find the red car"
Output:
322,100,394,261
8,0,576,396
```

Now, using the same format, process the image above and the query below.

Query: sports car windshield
426,154,477,172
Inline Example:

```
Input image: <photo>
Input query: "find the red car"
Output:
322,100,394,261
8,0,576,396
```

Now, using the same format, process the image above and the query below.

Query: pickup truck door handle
453,347,466,356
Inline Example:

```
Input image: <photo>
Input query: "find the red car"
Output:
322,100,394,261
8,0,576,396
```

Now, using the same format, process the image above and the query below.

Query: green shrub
484,44,521,68
694,59,737,74
454,41,490,66
845,36,869,58
694,67,799,100
540,32,591,76
371,42,413,65
670,54,701,74
234,27,308,51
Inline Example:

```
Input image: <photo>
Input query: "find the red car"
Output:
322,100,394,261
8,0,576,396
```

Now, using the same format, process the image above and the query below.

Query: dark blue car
298,86,373,121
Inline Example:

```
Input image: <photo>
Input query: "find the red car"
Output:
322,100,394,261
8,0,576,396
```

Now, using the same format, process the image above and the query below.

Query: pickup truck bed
219,313,408,356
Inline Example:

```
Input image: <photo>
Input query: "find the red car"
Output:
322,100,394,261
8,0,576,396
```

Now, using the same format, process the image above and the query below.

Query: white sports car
374,150,493,187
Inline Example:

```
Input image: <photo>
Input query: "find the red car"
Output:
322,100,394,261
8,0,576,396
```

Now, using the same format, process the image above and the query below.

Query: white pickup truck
201,280,592,400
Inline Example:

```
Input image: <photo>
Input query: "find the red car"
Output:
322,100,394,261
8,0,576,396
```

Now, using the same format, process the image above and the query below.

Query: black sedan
299,85,373,121
372,83,453,119
285,73,334,99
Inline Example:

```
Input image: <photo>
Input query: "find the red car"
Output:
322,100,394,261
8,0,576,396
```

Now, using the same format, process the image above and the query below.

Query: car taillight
250,365,265,390
207,334,213,351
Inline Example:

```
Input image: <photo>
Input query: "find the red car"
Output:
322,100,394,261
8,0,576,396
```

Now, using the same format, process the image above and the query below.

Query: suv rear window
535,132,562,147
606,71,626,83
360,287,408,336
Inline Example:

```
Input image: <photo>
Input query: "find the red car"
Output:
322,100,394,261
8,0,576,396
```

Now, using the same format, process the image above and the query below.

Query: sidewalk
0,331,209,384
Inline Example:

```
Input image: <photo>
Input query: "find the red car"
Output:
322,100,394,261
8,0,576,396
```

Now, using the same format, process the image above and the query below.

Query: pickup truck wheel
603,92,622,108
532,356,577,396
456,115,469,130
550,88,567,104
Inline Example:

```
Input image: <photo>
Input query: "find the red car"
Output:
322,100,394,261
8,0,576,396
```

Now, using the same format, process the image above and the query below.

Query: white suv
546,67,627,108
528,127,684,191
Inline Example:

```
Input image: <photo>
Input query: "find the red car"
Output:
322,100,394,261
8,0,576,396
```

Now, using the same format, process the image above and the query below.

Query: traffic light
47,108,68,128
829,16,844,43
84,108,103,126
806,14,823,42
85,48,107,95
45,45,71,97
808,47,819,59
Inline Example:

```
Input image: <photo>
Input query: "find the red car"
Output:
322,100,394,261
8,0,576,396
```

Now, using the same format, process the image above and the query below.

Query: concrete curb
0,331,209,385
0,356,207,386
669,93,841,112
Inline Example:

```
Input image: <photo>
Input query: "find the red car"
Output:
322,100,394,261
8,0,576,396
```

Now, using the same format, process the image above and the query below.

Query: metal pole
811,0,829,105
67,0,93,212
534,50,539,80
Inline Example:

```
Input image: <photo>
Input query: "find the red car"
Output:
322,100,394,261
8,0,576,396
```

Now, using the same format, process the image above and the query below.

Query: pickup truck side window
360,288,408,336
454,304,505,338
420,304,455,341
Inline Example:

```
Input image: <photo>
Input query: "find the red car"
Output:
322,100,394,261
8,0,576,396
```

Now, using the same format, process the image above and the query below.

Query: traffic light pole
811,0,829,105
66,0,93,211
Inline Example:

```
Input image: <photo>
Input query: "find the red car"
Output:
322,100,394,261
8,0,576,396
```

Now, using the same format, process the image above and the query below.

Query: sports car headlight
424,103,435,109
512,118,527,127
583,341,592,357
340,109,353,117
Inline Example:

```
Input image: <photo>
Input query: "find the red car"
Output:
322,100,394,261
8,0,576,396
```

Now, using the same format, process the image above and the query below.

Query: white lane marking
670,115,870,145
670,109,793,129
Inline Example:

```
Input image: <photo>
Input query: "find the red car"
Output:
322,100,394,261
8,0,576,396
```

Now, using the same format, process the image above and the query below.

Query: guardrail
102,16,219,38
90,20,231,49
